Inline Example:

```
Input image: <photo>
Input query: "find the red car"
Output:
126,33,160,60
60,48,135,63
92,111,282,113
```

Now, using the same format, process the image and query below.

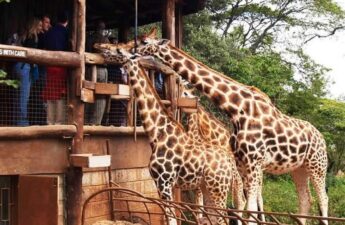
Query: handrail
81,186,345,225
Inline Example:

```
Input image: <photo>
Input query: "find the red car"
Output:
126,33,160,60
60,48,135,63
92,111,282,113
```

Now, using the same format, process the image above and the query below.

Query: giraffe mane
198,105,230,132
168,44,273,104
138,64,185,132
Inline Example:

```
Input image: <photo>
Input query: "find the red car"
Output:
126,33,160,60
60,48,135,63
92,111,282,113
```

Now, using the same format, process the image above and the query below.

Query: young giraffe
136,39,329,225
181,88,246,214
185,108,246,223
100,48,236,225
182,87,269,221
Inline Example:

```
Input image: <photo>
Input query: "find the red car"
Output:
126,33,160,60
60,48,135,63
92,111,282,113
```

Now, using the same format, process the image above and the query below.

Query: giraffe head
136,38,170,56
94,27,158,51
97,46,139,65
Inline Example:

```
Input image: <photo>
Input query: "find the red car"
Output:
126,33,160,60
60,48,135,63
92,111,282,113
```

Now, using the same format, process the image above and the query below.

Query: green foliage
0,69,19,88
262,176,299,213
310,99,345,174
327,176,345,217
227,176,345,220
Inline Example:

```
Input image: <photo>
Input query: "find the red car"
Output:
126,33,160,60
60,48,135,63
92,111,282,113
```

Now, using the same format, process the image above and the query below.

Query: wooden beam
80,88,95,103
83,126,146,136
0,125,76,139
84,52,105,65
177,97,198,108
181,108,198,113
0,44,81,67
0,139,69,175
70,154,111,168
110,95,130,100
94,83,130,95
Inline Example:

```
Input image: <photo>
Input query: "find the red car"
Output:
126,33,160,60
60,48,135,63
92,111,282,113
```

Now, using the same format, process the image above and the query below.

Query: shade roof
86,0,205,28
0,0,205,43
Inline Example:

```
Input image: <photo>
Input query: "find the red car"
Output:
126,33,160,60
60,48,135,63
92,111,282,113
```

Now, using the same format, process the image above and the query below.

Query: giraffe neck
124,59,184,143
154,45,274,121
186,113,203,143
197,106,231,148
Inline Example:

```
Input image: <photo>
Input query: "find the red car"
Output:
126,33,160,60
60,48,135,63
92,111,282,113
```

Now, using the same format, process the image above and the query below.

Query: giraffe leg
208,191,229,225
201,182,229,225
245,166,261,225
157,182,178,225
305,145,329,225
257,172,265,222
291,167,313,225
231,173,245,225
195,188,204,219
309,167,328,225
310,177,328,225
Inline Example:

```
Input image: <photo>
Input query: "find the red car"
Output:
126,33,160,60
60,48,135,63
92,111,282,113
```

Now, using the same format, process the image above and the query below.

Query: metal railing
81,187,345,225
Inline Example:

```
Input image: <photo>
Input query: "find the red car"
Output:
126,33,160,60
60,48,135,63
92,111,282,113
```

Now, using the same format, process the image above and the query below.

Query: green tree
206,0,345,53
310,99,345,174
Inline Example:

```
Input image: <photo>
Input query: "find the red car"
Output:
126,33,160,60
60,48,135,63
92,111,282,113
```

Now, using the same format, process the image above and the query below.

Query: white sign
0,48,27,58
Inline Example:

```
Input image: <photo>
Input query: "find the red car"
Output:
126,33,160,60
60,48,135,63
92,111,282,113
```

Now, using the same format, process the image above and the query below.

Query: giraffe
99,47,237,225
181,86,270,221
181,87,246,215
136,39,329,225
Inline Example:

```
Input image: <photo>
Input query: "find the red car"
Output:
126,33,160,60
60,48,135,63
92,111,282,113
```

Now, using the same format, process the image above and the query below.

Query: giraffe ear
158,39,170,46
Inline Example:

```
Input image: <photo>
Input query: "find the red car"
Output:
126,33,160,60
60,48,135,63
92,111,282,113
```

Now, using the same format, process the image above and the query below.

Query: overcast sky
304,1,345,99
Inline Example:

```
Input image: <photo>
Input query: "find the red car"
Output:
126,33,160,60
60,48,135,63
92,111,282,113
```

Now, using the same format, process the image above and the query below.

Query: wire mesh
0,62,175,128
0,62,68,126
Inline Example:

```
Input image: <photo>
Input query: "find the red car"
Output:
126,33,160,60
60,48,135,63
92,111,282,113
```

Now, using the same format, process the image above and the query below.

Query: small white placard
0,48,27,58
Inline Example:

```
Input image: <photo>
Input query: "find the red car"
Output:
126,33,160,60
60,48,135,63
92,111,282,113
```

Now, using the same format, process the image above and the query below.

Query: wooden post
118,22,129,43
163,0,181,219
162,0,176,46
66,1,86,225
91,65,97,82
175,3,183,48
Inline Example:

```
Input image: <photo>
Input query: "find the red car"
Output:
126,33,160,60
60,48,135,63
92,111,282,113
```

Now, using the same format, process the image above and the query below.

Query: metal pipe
134,0,138,53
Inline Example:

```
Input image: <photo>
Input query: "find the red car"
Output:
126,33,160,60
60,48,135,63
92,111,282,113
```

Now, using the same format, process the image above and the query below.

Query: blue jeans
14,63,31,126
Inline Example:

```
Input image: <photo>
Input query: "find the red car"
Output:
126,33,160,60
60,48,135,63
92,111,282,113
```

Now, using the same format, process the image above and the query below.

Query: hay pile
92,220,141,225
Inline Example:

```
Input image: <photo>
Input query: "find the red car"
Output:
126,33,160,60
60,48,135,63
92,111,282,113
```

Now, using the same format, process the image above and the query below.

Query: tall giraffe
136,39,328,225
100,48,237,225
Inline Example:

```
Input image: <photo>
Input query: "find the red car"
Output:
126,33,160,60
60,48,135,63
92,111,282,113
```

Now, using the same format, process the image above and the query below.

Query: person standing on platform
29,14,51,125
13,17,42,126
85,20,110,125
42,11,69,125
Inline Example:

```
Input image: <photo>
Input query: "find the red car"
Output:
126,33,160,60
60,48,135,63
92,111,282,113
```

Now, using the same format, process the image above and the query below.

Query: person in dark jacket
42,12,69,125
29,14,51,125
